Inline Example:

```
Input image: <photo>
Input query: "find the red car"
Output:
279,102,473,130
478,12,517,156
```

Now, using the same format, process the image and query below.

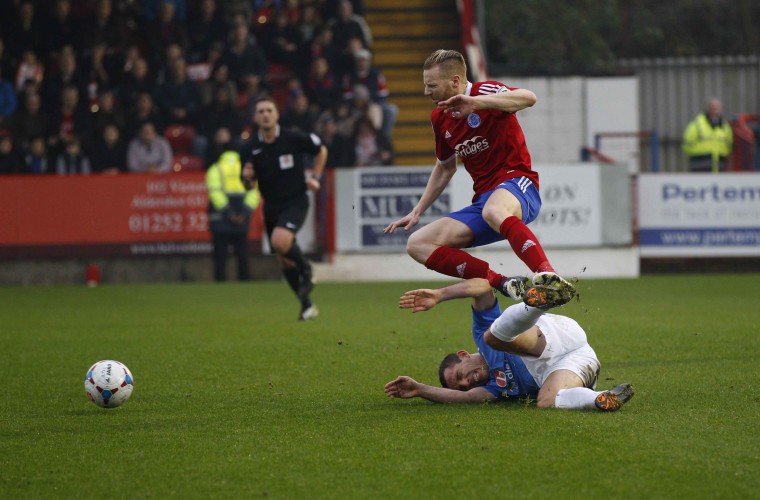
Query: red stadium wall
0,173,263,259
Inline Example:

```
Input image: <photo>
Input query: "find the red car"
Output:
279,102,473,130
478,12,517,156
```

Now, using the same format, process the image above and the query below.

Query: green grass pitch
1,275,759,498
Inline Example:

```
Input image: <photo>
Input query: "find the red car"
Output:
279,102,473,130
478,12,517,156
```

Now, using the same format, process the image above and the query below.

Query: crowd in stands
0,0,397,175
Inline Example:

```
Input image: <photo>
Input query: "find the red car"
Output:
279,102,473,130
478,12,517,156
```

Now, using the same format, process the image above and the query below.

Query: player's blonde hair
423,50,467,79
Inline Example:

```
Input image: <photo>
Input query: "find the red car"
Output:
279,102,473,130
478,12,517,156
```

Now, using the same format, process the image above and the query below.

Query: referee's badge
279,154,295,170
467,113,481,128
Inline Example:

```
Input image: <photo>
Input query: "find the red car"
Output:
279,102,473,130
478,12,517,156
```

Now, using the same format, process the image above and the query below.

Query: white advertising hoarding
638,173,760,257
336,164,631,252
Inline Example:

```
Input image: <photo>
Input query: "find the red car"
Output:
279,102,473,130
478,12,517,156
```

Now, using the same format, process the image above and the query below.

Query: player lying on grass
384,279,634,411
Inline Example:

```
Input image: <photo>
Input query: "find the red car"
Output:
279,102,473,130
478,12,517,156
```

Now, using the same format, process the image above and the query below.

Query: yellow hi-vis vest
205,151,260,212
682,113,733,172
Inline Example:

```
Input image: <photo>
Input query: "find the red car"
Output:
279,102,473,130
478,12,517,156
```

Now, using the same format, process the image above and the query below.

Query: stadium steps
364,0,461,165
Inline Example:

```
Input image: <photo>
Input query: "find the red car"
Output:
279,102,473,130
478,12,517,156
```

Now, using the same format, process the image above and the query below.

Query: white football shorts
521,313,601,389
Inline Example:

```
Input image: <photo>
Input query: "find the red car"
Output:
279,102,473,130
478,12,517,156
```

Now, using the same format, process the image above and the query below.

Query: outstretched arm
383,156,456,233
399,278,495,312
384,376,495,403
438,88,537,118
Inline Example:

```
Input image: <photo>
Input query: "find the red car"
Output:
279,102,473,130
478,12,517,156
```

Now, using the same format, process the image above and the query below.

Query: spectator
127,121,173,173
238,76,267,129
146,1,190,55
11,92,49,148
261,8,303,68
153,57,200,126
44,0,84,57
81,42,121,95
120,44,142,76
196,83,241,158
0,133,27,174
187,41,225,84
90,89,126,145
218,20,267,90
55,137,91,175
280,90,317,133
24,135,49,174
333,100,357,138
328,0,372,54
125,92,163,138
90,123,128,174
204,126,234,166
117,57,153,111
14,49,45,92
343,48,397,137
143,0,187,22
187,0,228,63
42,45,87,112
83,0,130,53
151,39,185,85
682,97,733,173
5,1,44,63
332,34,364,81
202,82,242,135
16,78,43,106
308,28,341,75
200,62,237,107
205,150,260,282
48,84,90,153
346,116,393,166
0,67,17,129
315,112,351,168
298,4,323,46
342,84,382,134
296,3,324,45
305,56,340,113
151,42,186,86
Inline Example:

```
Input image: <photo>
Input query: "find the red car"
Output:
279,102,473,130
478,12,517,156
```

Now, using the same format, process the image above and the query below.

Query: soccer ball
84,360,134,408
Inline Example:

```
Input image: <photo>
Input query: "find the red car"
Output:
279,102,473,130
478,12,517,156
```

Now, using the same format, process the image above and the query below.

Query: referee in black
241,96,328,321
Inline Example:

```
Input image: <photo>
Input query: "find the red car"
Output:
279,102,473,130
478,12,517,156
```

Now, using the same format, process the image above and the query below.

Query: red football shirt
431,81,538,198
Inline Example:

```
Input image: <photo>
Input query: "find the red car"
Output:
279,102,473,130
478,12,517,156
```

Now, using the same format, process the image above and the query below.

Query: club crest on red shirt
467,113,481,128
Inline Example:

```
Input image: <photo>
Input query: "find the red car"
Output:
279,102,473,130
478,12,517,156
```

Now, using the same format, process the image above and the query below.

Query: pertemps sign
638,173,760,256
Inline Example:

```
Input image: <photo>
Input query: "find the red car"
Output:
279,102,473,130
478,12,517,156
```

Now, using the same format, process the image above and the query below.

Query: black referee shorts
264,196,310,239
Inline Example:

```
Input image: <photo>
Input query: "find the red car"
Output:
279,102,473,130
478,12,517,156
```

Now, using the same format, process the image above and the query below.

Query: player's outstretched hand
383,211,420,234
399,288,441,312
437,93,476,119
384,376,420,399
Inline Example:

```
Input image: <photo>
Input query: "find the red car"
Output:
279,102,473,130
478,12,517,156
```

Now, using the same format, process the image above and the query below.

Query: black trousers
212,232,250,282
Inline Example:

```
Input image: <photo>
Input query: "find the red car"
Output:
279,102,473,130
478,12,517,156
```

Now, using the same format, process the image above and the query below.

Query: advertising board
638,173,760,257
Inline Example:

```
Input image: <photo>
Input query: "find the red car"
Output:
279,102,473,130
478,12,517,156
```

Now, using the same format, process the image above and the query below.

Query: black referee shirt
241,127,323,208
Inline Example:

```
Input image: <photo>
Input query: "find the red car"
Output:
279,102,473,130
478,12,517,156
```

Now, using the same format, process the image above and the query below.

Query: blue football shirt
471,302,540,399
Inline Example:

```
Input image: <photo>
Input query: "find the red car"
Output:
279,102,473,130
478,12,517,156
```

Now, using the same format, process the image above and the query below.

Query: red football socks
424,247,505,287
499,216,554,273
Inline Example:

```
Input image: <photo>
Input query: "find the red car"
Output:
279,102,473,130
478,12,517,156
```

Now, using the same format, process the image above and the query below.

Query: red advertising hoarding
0,173,263,258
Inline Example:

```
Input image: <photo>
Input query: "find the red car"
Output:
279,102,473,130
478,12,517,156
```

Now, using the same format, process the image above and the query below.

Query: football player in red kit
384,49,574,302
